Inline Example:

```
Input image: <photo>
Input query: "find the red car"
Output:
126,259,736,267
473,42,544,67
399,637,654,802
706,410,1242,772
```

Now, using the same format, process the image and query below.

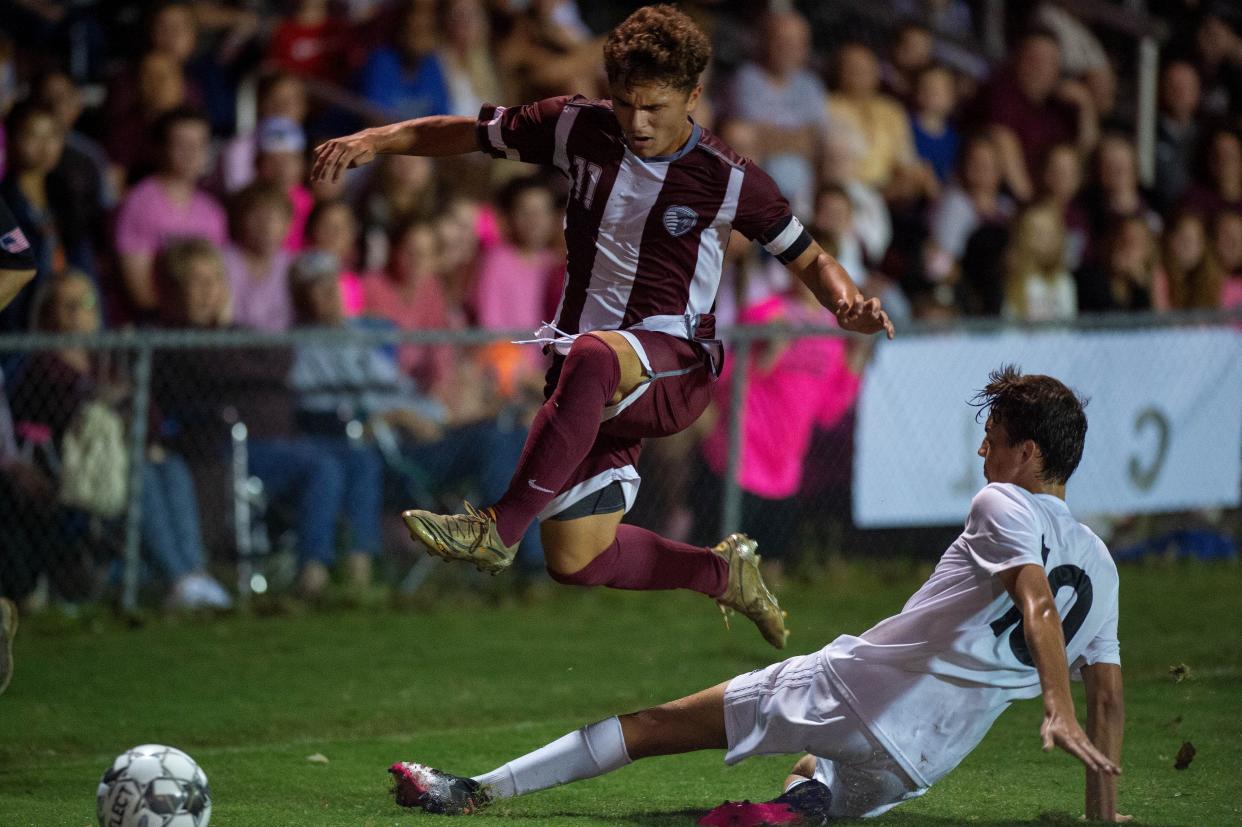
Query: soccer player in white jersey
312,5,892,650
388,367,1129,824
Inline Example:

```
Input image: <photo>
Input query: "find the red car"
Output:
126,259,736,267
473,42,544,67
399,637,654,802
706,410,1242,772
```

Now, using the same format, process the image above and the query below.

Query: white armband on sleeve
759,216,812,264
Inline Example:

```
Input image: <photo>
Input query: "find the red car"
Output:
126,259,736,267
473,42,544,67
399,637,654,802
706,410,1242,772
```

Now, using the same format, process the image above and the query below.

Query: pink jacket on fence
700,294,861,500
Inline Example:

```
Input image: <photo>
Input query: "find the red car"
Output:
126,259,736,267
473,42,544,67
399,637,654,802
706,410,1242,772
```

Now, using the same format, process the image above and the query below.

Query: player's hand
312,131,379,184
834,295,895,340
1041,712,1120,776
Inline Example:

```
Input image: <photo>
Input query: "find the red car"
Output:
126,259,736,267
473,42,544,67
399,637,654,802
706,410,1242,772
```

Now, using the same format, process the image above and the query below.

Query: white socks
472,717,632,800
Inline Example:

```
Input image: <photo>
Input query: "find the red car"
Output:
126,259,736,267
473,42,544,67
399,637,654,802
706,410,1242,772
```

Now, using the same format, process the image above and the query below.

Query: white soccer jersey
822,483,1121,788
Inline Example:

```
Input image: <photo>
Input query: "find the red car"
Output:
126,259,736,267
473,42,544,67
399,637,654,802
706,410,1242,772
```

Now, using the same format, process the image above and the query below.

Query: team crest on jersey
662,205,698,237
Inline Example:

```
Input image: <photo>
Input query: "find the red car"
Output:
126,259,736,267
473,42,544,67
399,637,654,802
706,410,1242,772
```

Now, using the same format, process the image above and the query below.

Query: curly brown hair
603,5,711,93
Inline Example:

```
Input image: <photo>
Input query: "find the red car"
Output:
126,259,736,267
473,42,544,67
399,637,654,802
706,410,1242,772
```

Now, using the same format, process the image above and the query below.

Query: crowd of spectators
1,0,1240,610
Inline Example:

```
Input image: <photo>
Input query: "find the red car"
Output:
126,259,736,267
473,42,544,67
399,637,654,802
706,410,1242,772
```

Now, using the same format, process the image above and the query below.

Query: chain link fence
2,313,1239,612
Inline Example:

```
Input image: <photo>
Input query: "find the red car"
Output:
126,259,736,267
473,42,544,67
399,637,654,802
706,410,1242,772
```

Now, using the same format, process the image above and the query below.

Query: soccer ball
96,744,212,827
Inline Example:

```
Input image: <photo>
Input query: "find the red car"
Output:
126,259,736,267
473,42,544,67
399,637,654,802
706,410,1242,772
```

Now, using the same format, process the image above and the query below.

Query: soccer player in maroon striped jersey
312,5,893,649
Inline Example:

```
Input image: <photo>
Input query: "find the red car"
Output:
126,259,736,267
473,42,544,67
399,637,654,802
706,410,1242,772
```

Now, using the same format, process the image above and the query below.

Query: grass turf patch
1,558,1238,826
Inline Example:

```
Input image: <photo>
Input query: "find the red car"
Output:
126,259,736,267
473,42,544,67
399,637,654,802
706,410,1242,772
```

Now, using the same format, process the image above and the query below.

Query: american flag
1,227,30,254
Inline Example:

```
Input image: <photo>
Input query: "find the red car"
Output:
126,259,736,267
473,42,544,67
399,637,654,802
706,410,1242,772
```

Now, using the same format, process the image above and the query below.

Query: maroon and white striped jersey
476,96,810,349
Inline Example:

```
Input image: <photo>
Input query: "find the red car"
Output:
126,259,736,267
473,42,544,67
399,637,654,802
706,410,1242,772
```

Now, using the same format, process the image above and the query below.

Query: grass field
1,557,1239,827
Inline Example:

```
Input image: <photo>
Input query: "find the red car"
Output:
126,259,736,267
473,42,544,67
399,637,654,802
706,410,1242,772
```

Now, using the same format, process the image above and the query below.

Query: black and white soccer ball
96,744,212,827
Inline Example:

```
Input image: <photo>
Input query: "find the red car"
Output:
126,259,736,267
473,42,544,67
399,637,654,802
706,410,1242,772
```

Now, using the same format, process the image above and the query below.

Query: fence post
121,343,152,613
1136,35,1160,188
231,422,255,606
983,0,1007,62
720,336,750,539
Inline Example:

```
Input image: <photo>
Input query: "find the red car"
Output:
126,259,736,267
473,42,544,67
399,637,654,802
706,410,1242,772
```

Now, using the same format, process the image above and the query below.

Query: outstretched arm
1082,662,1129,822
997,564,1120,776
786,241,894,339
311,116,479,183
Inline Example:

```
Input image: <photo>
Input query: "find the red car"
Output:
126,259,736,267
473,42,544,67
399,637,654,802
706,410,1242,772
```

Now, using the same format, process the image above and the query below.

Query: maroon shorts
537,330,713,521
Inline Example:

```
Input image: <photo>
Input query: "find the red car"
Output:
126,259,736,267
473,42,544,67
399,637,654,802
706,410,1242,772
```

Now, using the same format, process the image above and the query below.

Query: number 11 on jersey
571,156,602,209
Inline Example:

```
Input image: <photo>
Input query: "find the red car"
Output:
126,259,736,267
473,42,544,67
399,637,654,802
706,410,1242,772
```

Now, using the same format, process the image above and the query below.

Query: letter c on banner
1128,407,1170,491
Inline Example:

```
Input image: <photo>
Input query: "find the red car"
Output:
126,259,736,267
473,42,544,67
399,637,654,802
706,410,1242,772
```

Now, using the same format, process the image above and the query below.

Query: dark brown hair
603,5,711,92
257,70,302,102
153,105,210,150
1162,211,1223,309
496,174,553,215
971,365,1089,485
4,100,59,143
228,181,293,240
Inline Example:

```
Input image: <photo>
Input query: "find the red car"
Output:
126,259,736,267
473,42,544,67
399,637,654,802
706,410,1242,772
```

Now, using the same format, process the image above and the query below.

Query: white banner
853,327,1242,527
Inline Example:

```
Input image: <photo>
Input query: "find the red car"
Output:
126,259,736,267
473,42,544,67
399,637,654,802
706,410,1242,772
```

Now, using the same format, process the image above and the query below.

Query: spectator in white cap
220,72,309,194
255,115,313,251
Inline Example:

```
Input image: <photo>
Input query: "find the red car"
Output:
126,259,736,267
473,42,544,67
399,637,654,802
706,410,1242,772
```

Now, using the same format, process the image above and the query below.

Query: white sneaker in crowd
167,573,234,611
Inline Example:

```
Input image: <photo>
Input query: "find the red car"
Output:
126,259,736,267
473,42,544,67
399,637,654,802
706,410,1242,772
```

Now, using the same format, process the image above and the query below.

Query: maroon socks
548,525,728,598
492,335,621,546
489,334,727,599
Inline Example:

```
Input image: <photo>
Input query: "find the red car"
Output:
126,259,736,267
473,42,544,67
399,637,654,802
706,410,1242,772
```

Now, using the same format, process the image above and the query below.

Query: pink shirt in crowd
340,271,365,317
700,294,861,500
219,132,258,193
362,271,458,391
474,204,502,250
1222,276,1242,311
223,246,295,331
114,176,227,256
284,184,314,252
470,243,558,330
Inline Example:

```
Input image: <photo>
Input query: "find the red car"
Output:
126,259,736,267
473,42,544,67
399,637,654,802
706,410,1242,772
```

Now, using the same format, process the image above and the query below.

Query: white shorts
723,652,926,819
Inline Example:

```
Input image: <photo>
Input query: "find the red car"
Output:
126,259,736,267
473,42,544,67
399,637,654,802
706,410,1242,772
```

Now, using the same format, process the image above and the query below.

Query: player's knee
545,556,609,586
564,333,619,376
541,517,620,582
547,566,591,586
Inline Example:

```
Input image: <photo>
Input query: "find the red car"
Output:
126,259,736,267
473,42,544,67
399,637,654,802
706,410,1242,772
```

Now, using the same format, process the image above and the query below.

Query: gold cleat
401,502,519,574
712,533,789,649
